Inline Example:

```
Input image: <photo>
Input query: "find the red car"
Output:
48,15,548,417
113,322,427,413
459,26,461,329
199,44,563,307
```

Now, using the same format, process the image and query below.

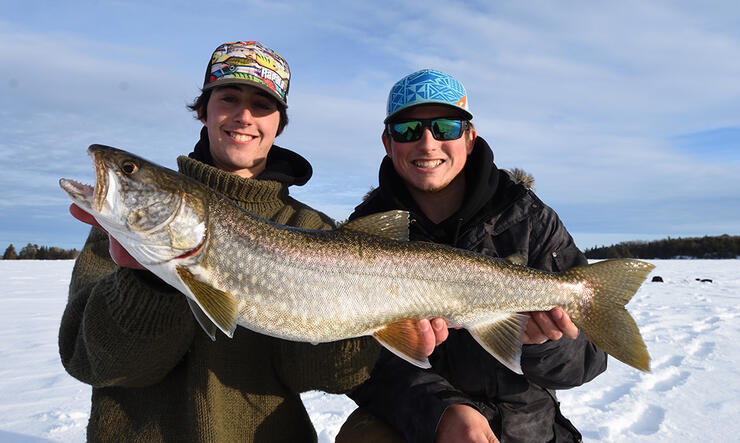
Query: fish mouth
59,146,109,214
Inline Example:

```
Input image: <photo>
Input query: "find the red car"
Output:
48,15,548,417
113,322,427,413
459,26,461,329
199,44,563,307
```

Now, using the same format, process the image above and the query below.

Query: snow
1,259,738,442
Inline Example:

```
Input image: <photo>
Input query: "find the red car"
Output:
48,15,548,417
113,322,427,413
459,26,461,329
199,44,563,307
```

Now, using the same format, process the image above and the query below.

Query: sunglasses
387,118,469,142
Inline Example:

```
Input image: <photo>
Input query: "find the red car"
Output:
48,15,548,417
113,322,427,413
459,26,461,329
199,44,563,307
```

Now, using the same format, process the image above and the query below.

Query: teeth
414,160,443,168
229,132,254,142
65,179,94,194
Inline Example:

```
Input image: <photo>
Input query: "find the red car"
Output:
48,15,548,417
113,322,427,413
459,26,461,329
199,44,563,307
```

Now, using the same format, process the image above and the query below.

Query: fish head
60,144,209,265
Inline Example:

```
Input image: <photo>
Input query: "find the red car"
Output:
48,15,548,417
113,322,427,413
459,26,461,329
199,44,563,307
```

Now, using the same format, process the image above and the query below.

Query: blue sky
1,0,739,252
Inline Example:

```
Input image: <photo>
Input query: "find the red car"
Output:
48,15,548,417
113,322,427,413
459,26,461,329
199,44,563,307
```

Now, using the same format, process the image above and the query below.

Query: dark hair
187,88,289,136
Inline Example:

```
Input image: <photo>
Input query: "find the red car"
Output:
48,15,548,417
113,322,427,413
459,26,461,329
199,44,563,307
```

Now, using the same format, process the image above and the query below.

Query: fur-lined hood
505,168,535,191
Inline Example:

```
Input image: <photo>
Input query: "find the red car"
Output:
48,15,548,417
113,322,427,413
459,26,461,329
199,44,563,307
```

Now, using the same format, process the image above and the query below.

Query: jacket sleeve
520,199,607,388
348,349,485,443
58,227,196,388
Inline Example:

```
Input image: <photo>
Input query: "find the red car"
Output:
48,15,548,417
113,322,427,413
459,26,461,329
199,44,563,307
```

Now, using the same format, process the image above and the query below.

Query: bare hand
435,404,499,443
520,307,578,344
417,317,450,356
69,204,145,270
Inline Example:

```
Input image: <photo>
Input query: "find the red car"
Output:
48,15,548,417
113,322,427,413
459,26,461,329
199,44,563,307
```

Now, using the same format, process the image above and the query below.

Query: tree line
2,243,79,260
584,234,740,259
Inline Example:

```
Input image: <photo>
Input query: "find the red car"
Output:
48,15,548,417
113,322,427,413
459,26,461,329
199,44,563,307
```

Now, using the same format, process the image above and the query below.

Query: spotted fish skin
60,144,654,373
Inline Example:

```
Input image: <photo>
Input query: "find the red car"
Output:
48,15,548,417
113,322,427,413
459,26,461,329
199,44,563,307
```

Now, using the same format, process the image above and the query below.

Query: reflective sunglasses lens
431,119,463,140
391,121,423,142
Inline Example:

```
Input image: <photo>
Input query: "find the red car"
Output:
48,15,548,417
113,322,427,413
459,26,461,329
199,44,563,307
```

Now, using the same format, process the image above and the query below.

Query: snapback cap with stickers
385,69,472,123
202,41,290,107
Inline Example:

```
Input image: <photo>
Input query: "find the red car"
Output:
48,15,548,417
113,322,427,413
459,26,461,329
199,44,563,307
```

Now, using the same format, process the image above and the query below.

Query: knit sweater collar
177,155,288,206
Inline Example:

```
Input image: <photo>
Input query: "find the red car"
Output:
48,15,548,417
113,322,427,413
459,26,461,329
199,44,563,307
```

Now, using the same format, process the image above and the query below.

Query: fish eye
121,160,138,174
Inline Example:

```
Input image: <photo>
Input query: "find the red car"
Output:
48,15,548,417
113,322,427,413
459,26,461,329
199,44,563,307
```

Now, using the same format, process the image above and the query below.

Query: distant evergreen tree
4,243,79,260
584,234,740,259
19,243,39,259
3,244,18,260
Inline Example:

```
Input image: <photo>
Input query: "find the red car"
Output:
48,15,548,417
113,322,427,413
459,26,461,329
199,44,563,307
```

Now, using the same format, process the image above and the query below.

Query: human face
383,105,476,194
201,85,281,178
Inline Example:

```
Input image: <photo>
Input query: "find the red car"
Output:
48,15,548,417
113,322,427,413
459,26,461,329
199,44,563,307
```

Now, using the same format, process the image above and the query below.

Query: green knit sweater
59,156,380,442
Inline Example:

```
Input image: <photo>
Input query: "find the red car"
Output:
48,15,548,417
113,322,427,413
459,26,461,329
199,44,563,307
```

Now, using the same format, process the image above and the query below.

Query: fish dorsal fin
340,210,409,241
503,253,528,267
186,298,217,341
372,319,430,368
176,266,238,338
466,313,529,374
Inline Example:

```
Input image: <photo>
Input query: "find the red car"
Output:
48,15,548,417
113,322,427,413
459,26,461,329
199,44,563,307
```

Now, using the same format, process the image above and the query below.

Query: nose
234,105,254,124
416,127,440,151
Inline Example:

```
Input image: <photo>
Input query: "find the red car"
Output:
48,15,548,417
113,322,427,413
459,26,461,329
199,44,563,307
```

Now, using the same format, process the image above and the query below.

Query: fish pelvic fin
566,259,655,372
467,313,529,374
176,266,238,338
340,210,409,241
373,319,431,368
186,298,217,341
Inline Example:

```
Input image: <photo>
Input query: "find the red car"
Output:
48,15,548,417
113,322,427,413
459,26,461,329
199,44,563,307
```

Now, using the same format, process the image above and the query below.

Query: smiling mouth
227,131,255,143
413,160,443,168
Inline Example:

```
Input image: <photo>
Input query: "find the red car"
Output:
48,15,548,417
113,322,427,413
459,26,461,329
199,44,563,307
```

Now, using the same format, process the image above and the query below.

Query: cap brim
203,78,288,108
384,101,472,123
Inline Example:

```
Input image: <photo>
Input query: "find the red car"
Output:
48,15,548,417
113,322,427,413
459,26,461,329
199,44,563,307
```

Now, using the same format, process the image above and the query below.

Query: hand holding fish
69,203,145,270
427,317,450,346
521,307,579,345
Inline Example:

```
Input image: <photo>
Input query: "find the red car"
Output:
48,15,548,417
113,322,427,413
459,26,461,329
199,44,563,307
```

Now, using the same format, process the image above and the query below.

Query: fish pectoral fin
186,298,217,341
340,210,410,241
467,313,529,374
176,266,238,338
372,319,431,369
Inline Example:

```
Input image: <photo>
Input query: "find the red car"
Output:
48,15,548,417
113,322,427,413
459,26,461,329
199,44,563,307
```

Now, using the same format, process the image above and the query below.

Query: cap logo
456,96,467,109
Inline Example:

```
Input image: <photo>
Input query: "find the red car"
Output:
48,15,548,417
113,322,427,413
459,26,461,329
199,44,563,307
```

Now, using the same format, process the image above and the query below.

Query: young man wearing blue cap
338,69,607,442
59,43,445,442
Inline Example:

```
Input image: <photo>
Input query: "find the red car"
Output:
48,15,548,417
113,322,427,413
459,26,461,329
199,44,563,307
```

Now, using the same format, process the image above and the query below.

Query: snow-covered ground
1,259,738,442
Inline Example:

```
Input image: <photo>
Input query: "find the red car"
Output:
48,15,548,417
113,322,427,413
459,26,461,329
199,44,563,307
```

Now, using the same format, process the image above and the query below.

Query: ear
466,126,477,155
382,130,393,158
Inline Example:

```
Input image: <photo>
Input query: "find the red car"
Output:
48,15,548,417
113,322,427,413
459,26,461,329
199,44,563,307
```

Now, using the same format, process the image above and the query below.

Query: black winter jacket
348,137,607,443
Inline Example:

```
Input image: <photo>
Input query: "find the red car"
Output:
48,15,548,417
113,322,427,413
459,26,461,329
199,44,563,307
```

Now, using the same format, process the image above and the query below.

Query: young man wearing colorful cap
338,69,608,442
59,42,445,442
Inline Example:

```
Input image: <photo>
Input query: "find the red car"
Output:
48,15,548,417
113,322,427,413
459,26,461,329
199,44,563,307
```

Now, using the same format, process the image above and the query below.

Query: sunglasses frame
386,118,470,143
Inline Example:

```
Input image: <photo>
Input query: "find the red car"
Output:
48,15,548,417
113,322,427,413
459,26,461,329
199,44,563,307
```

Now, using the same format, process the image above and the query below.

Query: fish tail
565,259,655,372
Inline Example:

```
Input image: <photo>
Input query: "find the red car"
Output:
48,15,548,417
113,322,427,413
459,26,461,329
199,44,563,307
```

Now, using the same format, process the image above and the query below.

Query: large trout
60,145,654,373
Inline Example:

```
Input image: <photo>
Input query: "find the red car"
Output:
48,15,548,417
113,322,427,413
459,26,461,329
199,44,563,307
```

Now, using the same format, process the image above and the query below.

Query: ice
1,259,738,442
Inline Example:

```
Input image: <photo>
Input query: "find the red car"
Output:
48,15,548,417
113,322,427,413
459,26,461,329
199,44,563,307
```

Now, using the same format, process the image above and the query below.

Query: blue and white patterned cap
385,69,472,123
